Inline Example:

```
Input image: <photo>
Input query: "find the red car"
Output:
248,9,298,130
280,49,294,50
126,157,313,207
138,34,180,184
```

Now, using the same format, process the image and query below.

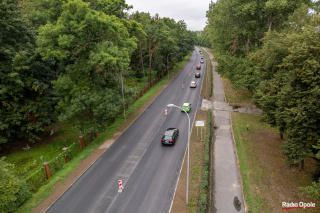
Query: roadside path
204,49,245,213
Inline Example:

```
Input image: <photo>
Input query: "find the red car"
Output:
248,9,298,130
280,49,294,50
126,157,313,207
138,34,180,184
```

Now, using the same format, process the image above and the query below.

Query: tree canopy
0,0,196,146
204,0,320,197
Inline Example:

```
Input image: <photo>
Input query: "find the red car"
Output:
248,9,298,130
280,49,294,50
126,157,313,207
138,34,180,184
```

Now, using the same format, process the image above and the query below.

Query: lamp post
167,104,190,205
167,52,176,79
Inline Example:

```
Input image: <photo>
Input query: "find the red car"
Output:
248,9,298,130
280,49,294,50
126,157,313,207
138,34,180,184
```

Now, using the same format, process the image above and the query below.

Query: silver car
190,81,197,88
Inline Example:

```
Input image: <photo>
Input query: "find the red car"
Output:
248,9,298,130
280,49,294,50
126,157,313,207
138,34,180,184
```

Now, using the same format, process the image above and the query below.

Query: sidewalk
209,53,245,212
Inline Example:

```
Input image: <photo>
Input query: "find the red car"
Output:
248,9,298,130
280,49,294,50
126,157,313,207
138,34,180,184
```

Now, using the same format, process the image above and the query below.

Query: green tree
0,0,57,145
20,0,132,30
253,5,320,168
37,0,138,137
0,157,31,213
205,0,310,90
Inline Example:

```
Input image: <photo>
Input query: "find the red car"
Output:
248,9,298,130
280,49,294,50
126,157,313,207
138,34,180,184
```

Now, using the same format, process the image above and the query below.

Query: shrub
0,157,31,213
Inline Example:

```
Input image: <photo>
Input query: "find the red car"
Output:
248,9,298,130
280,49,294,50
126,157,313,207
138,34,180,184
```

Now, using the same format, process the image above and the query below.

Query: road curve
46,47,205,213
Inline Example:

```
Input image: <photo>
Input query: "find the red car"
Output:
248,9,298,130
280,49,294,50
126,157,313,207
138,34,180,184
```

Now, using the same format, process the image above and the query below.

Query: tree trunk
279,132,283,140
299,159,304,171
148,40,160,84
149,54,152,84
279,127,284,139
268,16,273,31
139,43,146,88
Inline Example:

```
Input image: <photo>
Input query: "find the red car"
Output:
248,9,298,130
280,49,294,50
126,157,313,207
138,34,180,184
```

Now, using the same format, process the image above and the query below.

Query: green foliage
21,0,132,29
37,0,138,136
300,178,320,199
205,0,310,91
253,9,320,164
0,0,57,146
0,157,31,213
198,110,211,213
129,11,196,85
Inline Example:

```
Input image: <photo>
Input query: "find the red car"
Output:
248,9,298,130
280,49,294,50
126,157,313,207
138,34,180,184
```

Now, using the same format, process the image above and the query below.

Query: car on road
196,65,201,70
195,72,200,78
200,60,204,64
181,103,191,113
201,56,204,59
190,81,197,88
161,128,179,145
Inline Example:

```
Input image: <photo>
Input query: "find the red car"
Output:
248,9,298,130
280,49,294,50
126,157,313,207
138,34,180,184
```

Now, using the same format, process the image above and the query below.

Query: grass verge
225,78,320,213
171,110,211,213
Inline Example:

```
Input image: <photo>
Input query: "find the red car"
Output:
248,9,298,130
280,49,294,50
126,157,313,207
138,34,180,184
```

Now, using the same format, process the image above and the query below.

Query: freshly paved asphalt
46,47,205,213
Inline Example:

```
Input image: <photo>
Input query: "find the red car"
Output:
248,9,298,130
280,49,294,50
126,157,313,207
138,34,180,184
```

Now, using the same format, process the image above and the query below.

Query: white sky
125,0,214,31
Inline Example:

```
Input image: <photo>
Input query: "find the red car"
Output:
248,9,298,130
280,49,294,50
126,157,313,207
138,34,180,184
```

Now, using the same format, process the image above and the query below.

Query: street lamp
167,104,190,205
167,52,176,79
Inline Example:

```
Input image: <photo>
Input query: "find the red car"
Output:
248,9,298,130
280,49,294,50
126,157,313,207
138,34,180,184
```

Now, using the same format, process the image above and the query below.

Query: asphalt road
46,47,205,213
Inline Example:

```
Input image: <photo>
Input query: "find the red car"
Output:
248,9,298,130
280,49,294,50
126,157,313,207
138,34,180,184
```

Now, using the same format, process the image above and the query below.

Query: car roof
182,103,190,106
191,81,196,84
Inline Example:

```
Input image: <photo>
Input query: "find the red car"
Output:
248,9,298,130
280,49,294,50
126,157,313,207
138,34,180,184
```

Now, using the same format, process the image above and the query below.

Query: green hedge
198,110,212,212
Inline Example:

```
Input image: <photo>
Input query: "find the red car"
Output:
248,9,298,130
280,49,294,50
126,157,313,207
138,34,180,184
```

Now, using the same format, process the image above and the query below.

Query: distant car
181,103,191,113
201,56,204,59
161,128,179,145
200,60,204,64
190,81,197,88
195,72,200,78
196,65,201,70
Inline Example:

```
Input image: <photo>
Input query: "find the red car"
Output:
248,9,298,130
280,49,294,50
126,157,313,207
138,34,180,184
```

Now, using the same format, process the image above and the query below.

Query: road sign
195,120,205,126
196,121,205,141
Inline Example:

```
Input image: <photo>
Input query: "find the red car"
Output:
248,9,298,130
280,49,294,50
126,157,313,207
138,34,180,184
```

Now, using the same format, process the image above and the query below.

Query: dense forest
0,0,196,147
203,0,320,198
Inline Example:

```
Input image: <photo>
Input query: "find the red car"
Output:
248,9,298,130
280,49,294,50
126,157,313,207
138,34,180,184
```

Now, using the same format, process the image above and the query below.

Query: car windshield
164,135,172,140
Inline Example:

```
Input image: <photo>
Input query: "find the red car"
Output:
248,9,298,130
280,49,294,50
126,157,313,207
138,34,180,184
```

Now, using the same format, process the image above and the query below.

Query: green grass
222,78,252,105
231,113,271,212
4,125,79,177
14,53,191,213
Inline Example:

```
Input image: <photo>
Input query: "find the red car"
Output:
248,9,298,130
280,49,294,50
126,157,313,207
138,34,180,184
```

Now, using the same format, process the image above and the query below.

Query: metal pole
167,104,190,205
186,110,190,205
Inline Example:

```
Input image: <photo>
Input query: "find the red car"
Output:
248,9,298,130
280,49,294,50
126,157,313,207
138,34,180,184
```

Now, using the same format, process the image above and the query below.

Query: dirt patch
171,110,208,213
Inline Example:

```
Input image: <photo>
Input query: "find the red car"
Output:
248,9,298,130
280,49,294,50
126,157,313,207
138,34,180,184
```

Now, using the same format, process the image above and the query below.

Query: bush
0,157,31,213
198,110,211,213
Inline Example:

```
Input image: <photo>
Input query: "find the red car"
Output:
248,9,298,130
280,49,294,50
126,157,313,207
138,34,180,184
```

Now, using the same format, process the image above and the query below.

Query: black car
161,128,179,145
195,72,200,78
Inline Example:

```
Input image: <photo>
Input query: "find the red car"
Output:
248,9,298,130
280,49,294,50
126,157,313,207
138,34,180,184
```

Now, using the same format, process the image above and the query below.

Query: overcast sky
125,0,214,31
